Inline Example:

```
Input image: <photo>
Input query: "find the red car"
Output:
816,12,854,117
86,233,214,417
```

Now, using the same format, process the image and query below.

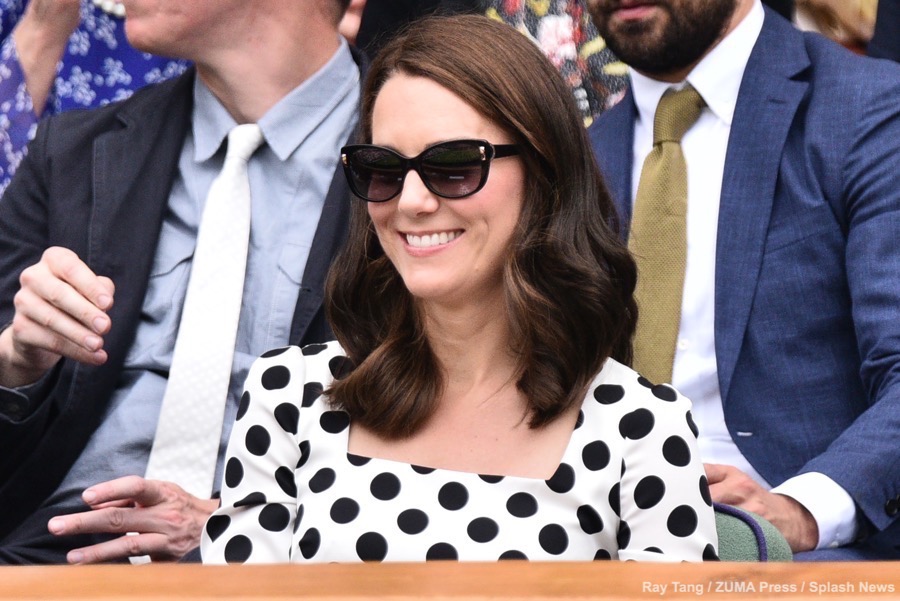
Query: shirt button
677,339,690,351
886,498,900,517
1,399,26,419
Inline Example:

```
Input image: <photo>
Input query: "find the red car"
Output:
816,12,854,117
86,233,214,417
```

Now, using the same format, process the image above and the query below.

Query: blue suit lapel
714,11,810,403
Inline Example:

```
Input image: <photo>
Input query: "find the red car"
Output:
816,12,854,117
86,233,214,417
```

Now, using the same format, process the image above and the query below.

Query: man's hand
705,463,819,553
0,247,114,388
47,476,220,563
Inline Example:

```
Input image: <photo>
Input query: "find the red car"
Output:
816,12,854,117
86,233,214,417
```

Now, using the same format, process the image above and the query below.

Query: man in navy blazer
0,0,360,564
587,0,899,559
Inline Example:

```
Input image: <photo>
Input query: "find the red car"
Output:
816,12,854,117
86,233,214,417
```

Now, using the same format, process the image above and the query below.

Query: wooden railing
0,561,897,600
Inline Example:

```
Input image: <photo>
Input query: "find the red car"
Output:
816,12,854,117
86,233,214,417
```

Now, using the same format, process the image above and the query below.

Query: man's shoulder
39,69,195,149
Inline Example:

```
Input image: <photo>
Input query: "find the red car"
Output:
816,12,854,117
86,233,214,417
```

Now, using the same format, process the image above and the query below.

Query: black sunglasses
340,139,520,203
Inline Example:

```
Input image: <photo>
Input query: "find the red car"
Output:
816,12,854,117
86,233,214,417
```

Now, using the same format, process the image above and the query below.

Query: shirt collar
631,0,765,128
192,38,359,163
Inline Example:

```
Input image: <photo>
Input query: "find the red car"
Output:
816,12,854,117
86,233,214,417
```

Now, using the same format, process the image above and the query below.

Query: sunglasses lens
420,141,486,198
346,148,404,201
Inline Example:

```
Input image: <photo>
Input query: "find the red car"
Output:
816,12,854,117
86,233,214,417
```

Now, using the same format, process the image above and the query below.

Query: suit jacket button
886,498,900,517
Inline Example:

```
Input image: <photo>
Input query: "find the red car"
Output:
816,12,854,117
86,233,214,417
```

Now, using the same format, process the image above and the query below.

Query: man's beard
591,1,739,76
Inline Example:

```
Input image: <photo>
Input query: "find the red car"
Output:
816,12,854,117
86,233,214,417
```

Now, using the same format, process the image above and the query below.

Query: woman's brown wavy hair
326,14,636,438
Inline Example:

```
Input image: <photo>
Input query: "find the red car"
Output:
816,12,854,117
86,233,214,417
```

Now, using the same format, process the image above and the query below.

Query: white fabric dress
201,342,718,563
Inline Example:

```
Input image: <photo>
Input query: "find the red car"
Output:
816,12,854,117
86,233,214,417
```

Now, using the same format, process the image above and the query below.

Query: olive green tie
629,85,705,384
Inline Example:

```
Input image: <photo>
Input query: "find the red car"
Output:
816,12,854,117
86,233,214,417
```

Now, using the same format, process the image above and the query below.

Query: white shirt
628,0,856,550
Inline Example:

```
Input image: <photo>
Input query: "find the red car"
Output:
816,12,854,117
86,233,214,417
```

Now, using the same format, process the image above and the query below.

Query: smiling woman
201,14,718,565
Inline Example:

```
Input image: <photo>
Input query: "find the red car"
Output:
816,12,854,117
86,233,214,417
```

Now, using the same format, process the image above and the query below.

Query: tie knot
226,123,265,162
653,85,705,144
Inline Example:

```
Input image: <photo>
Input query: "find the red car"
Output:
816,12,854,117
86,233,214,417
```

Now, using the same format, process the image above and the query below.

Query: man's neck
196,23,342,124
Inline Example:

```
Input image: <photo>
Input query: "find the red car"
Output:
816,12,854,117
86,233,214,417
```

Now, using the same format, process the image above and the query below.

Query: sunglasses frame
340,139,520,202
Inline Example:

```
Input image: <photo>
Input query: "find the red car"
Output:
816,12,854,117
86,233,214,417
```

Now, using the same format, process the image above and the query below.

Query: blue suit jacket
0,61,362,559
589,10,900,554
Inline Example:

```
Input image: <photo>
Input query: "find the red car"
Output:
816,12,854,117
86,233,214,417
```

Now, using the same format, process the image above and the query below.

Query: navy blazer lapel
290,49,368,345
714,11,810,403
589,88,637,236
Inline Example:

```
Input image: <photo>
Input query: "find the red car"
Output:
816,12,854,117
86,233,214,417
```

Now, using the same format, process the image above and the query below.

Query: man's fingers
703,462,729,483
9,311,107,366
66,532,168,565
82,476,164,508
21,256,112,334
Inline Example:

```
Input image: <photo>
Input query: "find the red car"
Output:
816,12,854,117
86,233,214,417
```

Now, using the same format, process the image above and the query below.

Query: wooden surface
0,561,898,601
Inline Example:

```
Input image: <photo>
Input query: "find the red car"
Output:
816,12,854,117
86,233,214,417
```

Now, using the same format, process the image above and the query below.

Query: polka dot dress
201,342,718,564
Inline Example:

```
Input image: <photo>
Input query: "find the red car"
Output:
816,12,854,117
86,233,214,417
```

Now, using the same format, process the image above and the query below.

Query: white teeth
406,231,460,248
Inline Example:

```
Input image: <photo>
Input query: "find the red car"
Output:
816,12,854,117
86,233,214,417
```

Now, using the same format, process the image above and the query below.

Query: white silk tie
145,123,265,498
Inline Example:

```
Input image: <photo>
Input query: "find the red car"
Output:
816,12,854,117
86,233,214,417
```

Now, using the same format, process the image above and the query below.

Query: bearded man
587,0,900,559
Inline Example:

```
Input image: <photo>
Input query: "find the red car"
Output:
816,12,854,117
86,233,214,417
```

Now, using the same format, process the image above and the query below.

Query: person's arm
10,0,80,116
616,383,718,561
201,346,308,564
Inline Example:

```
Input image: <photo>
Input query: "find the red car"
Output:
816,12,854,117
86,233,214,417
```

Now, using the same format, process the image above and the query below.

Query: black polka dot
577,505,604,534
594,384,625,404
320,411,350,434
261,347,290,358
297,440,311,468
663,436,691,466
621,459,626,477
594,549,612,560
302,383,324,407
275,466,297,497
236,391,250,420
205,515,230,542
651,384,677,402
259,504,291,532
234,491,266,508
618,408,654,440
245,425,271,456
667,505,698,537
293,505,304,533
546,463,575,493
412,464,435,474
467,517,499,543
575,410,585,429
686,411,699,437
582,441,611,471
644,547,663,554
356,532,388,561
479,474,504,483
309,468,336,493
347,453,371,466
634,476,666,509
274,403,300,434
499,550,527,560
224,457,244,488
506,492,538,518
539,524,568,555
299,528,320,559
703,544,719,561
224,535,252,564
438,482,468,510
700,475,712,506
261,365,291,390
637,375,654,388
426,543,458,560
397,509,428,534
608,483,620,517
329,355,354,379
301,343,327,356
617,520,631,549
330,498,360,524
370,473,401,500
